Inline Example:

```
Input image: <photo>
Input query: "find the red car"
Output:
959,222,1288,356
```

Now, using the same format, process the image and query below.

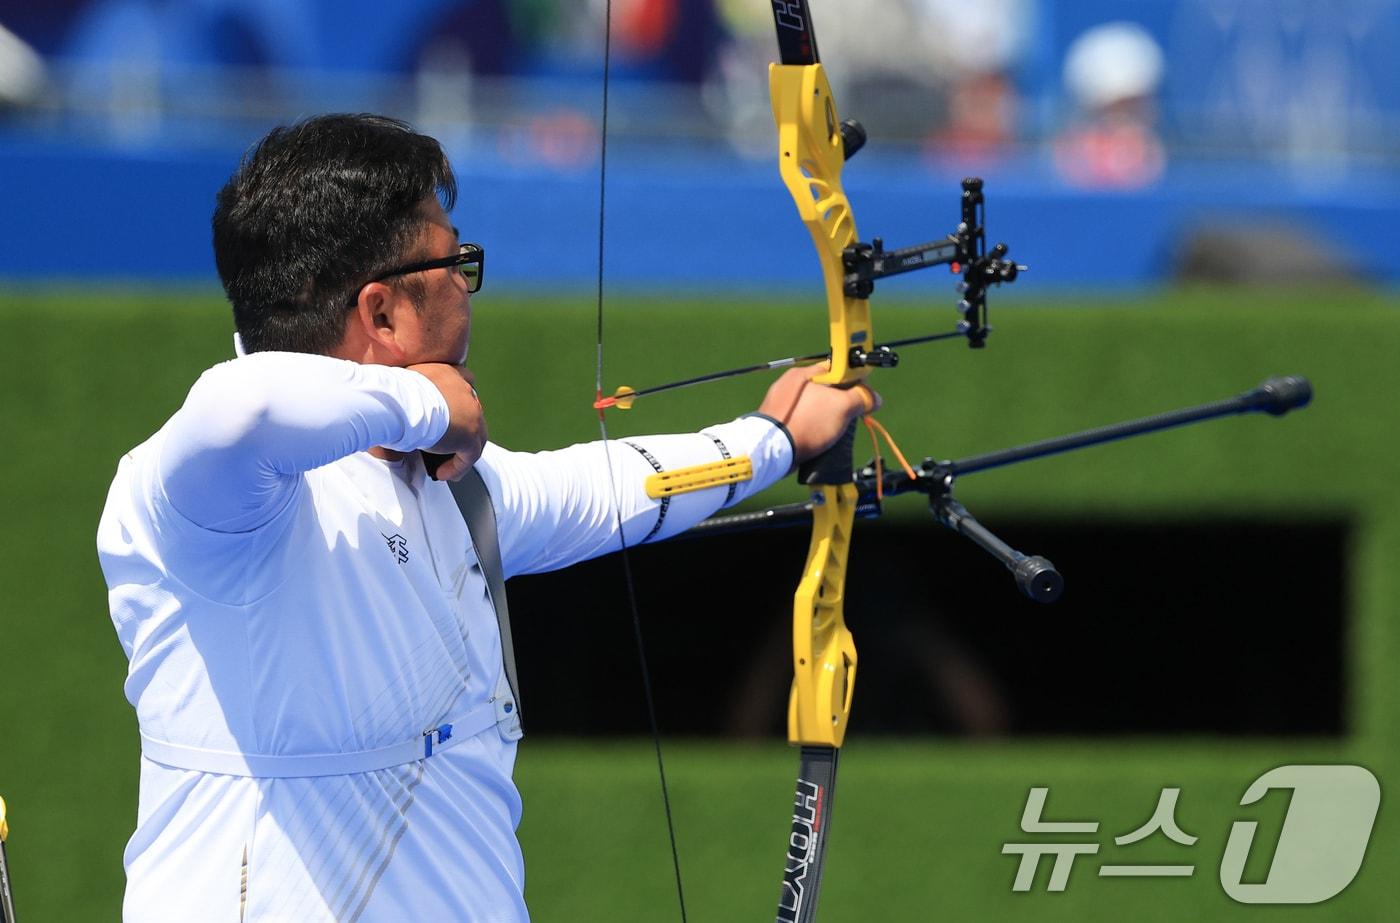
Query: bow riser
788,482,859,747
770,61,871,387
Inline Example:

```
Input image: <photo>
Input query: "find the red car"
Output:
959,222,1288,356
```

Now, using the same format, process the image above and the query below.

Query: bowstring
592,2,689,919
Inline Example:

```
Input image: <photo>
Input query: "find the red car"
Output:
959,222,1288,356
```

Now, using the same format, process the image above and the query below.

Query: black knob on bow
840,119,867,161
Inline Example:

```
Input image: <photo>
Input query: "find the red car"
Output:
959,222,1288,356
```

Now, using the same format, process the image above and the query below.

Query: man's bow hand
758,365,880,464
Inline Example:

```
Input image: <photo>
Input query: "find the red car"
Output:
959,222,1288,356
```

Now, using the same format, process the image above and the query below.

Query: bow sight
842,175,1024,356
591,174,1024,411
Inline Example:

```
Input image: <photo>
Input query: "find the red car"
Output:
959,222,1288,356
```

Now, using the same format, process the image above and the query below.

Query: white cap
1063,22,1165,110
0,23,45,106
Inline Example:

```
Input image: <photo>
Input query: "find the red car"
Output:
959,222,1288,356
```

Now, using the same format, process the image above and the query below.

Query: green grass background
0,286,1395,920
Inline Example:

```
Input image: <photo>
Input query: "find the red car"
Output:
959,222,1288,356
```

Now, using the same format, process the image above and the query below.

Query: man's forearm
477,414,795,578
159,352,451,531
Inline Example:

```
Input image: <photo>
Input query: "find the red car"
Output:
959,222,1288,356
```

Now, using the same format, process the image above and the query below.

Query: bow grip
797,419,857,488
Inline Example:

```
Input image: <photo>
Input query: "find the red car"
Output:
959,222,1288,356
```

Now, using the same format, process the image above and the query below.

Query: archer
95,113,873,921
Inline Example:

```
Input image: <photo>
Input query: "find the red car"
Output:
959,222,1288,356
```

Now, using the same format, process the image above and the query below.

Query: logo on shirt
382,533,409,564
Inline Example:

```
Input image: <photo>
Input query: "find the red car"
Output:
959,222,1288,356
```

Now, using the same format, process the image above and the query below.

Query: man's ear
350,282,410,361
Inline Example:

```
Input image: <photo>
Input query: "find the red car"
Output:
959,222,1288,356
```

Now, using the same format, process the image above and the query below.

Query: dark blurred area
508,517,1347,738
1,0,1398,287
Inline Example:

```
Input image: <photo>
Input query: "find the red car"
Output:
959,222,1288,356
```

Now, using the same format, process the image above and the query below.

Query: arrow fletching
594,386,638,411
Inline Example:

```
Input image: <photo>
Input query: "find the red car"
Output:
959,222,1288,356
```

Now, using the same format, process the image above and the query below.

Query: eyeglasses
369,242,485,294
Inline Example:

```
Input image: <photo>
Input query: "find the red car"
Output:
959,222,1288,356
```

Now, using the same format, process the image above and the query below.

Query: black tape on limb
772,0,820,65
776,746,840,923
1,843,15,923
798,419,857,488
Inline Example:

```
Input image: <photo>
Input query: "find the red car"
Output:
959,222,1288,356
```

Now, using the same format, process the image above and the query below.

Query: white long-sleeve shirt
97,352,794,922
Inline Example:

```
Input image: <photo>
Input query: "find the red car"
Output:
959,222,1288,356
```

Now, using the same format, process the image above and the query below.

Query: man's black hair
213,113,458,355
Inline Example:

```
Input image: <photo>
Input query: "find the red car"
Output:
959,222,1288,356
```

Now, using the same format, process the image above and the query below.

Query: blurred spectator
0,21,46,109
530,0,724,82
918,0,1028,168
1053,21,1166,189
708,0,1028,162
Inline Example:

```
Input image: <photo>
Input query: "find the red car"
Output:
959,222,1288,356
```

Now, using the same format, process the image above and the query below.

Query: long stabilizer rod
681,375,1312,601
946,376,1312,478
691,375,1313,535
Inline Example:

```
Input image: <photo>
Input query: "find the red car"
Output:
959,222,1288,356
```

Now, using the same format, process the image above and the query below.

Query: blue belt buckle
423,723,454,758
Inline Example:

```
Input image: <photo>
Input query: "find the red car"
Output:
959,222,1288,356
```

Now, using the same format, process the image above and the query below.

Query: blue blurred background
1,0,1397,290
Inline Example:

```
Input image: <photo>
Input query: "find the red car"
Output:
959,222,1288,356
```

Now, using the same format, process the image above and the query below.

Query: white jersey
97,351,793,922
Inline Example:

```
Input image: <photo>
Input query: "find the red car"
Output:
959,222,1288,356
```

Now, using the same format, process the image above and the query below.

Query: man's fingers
833,380,879,415
424,450,473,482
790,364,877,412
436,452,472,482
854,383,880,414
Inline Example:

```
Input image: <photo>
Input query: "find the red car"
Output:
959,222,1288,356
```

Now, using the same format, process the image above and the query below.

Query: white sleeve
476,414,795,578
157,352,450,531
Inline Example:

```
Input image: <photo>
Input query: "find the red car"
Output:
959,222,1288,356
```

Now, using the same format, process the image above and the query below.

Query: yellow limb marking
644,457,753,499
